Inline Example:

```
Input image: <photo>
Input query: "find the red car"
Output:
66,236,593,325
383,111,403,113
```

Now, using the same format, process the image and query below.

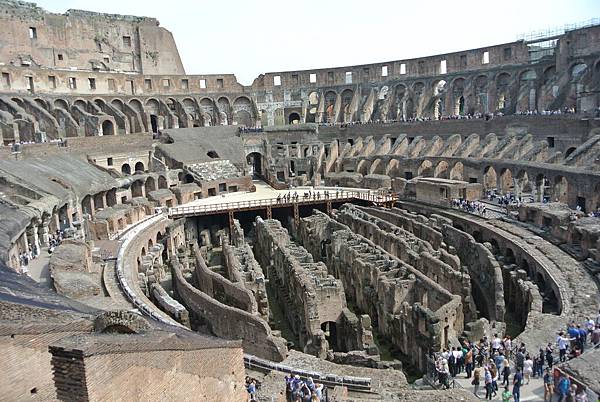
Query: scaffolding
517,18,600,43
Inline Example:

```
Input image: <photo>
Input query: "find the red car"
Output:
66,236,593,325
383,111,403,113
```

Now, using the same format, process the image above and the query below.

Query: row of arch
343,156,600,211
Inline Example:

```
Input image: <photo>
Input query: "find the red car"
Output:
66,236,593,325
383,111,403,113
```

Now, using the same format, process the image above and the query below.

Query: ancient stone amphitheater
0,1,599,401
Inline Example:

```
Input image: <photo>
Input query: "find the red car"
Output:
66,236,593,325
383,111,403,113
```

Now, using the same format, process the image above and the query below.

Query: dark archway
121,164,131,175
246,152,263,178
134,162,145,172
101,120,115,136
150,115,158,133
288,112,301,124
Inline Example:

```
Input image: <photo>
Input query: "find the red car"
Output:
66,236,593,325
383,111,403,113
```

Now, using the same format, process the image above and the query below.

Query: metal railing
168,190,399,218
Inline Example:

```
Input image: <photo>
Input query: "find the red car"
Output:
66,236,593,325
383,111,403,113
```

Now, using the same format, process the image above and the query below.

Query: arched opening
535,174,551,202
158,176,168,189
106,189,117,207
564,147,577,159
483,166,497,190
148,238,154,250
134,162,145,173
434,160,449,179
207,150,219,159
184,174,194,184
418,160,433,177
145,177,156,194
288,112,301,124
552,176,569,203
356,160,369,175
516,170,530,195
472,230,483,243
505,248,516,265
131,181,144,198
150,115,158,133
81,195,93,216
101,120,114,136
246,152,263,178
449,162,464,181
489,239,500,255
499,168,513,193
121,164,131,175
457,96,465,115
321,321,338,351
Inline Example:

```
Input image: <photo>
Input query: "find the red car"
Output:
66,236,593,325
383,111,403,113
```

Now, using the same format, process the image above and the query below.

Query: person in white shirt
492,334,502,352
523,355,534,384
556,331,575,362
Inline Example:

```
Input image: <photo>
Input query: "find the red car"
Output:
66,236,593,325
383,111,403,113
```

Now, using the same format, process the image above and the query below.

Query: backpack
448,354,456,365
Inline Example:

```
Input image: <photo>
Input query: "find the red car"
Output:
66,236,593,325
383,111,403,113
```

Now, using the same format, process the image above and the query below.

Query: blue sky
34,0,600,84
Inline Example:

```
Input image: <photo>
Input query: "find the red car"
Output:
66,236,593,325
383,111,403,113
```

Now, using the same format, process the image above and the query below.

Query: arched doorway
483,166,497,190
150,115,158,133
121,164,131,175
101,120,114,136
134,162,145,172
552,176,569,203
246,152,263,178
288,112,301,124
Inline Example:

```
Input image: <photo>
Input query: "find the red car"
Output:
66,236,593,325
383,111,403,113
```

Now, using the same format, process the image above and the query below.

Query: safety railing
168,190,398,218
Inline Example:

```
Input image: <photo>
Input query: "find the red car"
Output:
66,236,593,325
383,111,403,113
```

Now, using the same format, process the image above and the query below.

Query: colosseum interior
0,1,599,401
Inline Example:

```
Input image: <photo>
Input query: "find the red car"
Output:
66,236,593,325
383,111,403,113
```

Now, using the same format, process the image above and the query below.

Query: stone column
27,224,40,256
39,220,50,247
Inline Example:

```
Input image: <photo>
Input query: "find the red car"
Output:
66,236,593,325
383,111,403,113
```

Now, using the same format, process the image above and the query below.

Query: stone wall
222,222,269,319
442,225,506,322
49,334,245,402
191,242,258,314
254,217,350,358
171,258,287,362
298,211,463,371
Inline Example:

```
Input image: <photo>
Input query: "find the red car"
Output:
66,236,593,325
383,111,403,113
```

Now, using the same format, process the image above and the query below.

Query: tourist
471,367,481,397
447,348,456,377
512,369,523,402
575,387,589,402
515,348,525,372
490,363,499,397
502,385,513,402
591,324,600,346
557,373,571,402
246,377,257,401
484,367,493,400
465,346,474,378
491,333,502,354
501,358,511,387
545,343,554,368
314,382,324,401
285,374,294,401
556,331,573,362
543,368,554,402
522,354,533,384
494,351,505,373
533,348,544,378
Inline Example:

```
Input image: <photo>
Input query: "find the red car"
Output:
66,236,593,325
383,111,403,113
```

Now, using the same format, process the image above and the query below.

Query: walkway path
169,180,396,218
453,370,545,401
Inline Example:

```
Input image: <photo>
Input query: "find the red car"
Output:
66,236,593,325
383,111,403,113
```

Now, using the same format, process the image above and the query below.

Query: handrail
168,190,399,217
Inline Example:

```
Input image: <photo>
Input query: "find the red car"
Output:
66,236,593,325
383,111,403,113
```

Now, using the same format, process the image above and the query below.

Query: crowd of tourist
245,371,328,401
515,107,577,116
238,127,264,134
18,229,64,276
451,199,488,216
283,374,326,402
431,312,600,401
